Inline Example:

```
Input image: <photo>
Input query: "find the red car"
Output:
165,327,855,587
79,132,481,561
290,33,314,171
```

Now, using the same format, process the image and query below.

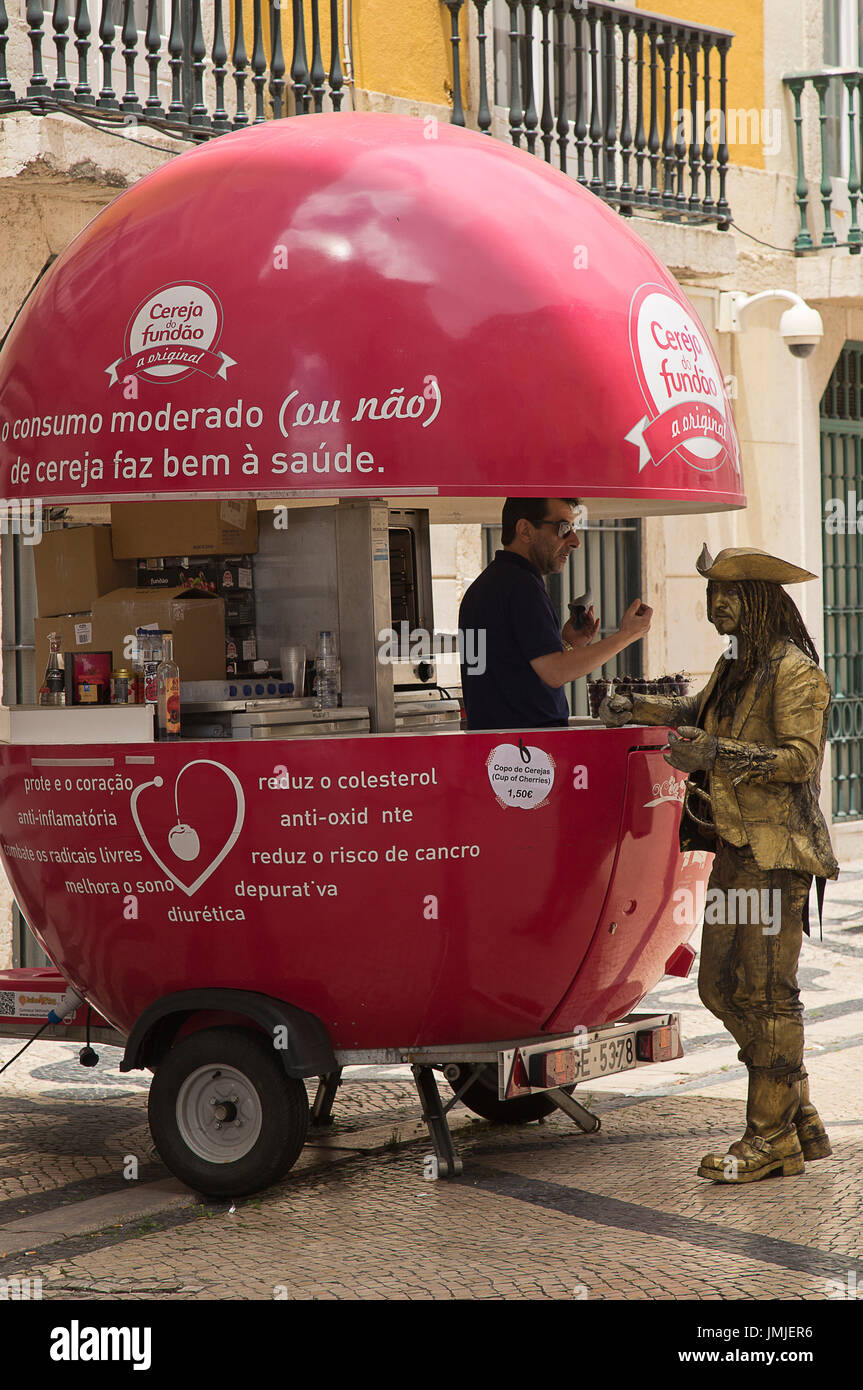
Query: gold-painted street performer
600,546,839,1184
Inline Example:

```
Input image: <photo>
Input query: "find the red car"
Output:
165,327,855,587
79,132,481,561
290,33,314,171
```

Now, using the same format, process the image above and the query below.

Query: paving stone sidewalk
1,857,861,1301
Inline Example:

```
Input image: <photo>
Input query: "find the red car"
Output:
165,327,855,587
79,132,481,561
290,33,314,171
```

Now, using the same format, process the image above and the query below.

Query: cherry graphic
169,823,200,861
151,771,203,862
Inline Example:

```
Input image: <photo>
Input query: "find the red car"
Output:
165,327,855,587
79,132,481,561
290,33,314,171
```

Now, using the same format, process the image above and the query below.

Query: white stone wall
430,524,483,633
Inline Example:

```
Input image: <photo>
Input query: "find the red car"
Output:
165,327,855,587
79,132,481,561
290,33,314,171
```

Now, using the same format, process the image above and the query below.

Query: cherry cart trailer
0,114,743,1195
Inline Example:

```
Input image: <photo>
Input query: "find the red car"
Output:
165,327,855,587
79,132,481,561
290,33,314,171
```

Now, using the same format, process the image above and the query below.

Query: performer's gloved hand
663,725,718,773
599,693,633,727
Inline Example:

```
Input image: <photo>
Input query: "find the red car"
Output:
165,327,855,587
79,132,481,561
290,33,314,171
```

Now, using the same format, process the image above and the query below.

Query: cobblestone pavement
1,865,862,1304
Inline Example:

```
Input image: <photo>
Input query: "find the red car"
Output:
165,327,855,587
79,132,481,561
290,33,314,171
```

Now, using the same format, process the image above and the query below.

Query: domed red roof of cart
0,113,745,516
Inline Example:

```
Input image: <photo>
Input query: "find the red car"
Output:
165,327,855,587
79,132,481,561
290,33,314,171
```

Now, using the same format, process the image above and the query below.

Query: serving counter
0,704,154,744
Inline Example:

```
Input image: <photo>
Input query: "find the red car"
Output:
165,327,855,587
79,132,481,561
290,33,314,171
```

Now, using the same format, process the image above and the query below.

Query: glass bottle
137,628,163,706
315,631,340,710
156,631,181,740
39,632,66,707
131,630,146,704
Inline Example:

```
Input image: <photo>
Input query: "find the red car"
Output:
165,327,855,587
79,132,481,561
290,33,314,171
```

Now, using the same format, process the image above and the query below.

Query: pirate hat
695,544,816,585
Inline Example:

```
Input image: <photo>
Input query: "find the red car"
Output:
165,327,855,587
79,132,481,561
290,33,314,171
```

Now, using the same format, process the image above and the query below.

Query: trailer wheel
446,1063,571,1124
147,1026,309,1197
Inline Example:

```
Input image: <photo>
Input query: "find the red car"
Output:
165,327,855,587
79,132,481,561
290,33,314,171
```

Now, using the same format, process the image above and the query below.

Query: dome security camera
779,302,823,358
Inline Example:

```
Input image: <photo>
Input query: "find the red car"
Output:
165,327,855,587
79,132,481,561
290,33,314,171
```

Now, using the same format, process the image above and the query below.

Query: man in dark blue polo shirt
458,497,652,731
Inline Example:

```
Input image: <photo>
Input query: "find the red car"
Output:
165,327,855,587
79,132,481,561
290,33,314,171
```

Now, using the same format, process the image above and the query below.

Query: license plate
570,1032,636,1082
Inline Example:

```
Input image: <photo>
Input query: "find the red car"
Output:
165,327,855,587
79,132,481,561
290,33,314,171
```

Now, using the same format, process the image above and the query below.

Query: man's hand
563,605,600,648
599,693,633,727
618,598,652,641
531,600,651,688
663,726,717,773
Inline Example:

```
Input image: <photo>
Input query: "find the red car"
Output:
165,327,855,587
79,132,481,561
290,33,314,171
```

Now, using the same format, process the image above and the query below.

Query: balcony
0,1,735,230
783,68,863,255
446,1,734,228
0,0,347,135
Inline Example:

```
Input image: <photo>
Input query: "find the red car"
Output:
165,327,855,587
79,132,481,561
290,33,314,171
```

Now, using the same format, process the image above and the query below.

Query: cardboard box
111,500,258,559
34,526,136,618
35,588,226,683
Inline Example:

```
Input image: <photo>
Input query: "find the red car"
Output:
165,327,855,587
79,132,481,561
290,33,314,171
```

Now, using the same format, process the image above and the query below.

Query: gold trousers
697,841,812,1075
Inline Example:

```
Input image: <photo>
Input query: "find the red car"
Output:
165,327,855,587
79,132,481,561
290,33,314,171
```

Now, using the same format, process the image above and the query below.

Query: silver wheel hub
176,1064,263,1163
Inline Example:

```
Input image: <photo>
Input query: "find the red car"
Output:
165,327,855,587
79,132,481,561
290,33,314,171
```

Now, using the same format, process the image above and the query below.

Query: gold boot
794,1072,832,1160
698,1067,805,1183
698,1130,804,1182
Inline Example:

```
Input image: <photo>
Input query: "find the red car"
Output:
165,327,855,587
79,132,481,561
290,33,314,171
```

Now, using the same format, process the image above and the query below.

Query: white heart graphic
486,742,555,809
130,759,245,897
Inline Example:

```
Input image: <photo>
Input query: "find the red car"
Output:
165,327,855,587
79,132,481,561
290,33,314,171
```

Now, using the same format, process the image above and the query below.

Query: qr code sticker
0,991,15,1016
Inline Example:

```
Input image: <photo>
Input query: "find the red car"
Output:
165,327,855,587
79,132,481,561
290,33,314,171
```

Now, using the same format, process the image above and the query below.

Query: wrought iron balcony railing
0,0,345,137
784,68,863,254
444,0,734,227
0,0,734,233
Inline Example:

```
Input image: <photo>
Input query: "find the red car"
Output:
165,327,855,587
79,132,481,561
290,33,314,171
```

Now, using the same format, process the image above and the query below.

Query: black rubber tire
446,1062,569,1124
147,1026,309,1197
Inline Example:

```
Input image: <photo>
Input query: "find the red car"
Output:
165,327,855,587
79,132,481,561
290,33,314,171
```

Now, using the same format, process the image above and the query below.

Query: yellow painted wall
237,1,467,112
637,1,765,170
351,0,467,106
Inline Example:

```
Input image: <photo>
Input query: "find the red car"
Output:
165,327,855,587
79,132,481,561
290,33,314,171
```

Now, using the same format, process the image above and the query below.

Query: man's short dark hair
500,497,580,546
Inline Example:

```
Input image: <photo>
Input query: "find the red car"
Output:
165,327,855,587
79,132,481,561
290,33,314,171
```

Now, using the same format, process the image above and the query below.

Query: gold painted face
708,580,742,635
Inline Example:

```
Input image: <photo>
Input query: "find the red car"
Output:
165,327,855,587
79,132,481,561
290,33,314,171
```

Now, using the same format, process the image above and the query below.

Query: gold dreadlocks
706,580,820,724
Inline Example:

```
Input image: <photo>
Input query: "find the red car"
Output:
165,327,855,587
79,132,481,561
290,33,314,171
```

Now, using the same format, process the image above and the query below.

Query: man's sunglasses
535,518,581,538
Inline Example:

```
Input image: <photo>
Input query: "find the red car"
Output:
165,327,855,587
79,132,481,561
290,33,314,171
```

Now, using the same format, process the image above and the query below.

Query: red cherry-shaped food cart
0,115,744,1195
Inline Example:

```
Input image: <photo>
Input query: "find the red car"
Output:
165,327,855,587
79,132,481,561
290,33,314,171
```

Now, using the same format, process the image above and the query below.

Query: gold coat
630,639,839,879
